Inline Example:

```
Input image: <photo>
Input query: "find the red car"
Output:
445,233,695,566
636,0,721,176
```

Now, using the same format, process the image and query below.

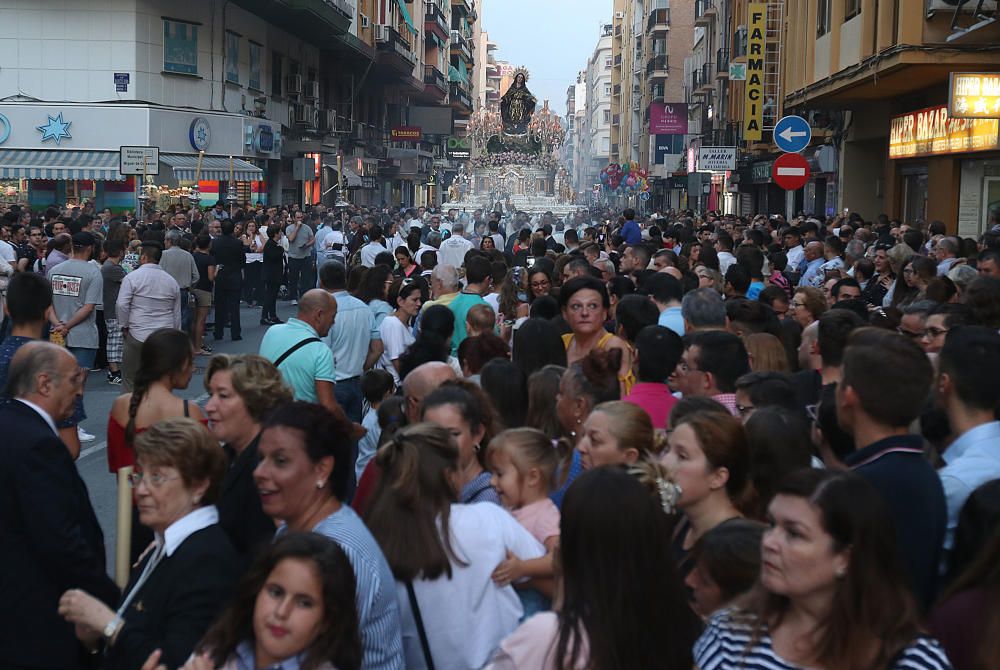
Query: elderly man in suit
0,341,119,669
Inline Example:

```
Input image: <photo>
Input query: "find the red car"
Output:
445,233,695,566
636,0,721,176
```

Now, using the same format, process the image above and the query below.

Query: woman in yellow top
559,276,635,395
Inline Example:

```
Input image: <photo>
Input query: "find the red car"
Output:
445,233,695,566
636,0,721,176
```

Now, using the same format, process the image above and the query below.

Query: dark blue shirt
844,434,946,609
621,219,642,245
0,335,86,427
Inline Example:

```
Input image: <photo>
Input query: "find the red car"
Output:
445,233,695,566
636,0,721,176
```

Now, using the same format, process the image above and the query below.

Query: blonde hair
591,401,668,458
487,427,561,491
743,333,790,373
205,354,293,422
134,417,227,505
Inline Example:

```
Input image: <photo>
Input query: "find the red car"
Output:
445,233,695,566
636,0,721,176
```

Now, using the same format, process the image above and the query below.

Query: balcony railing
700,62,713,89
691,69,705,93
733,29,748,58
613,83,622,96
424,65,447,92
450,83,473,110
450,30,473,62
646,7,670,33
614,54,623,68
716,48,729,78
645,54,669,78
376,25,415,70
424,1,450,40
612,113,621,126
694,0,712,26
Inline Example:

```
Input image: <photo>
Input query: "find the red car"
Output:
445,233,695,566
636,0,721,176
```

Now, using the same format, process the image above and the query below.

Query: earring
315,480,325,490
193,496,201,504
835,567,846,578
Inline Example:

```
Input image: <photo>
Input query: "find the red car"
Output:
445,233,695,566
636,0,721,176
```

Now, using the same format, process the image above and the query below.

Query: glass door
983,177,1000,233
902,171,928,225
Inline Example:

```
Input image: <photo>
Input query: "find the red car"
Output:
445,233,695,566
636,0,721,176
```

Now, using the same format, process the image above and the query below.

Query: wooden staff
115,466,134,588
195,149,205,182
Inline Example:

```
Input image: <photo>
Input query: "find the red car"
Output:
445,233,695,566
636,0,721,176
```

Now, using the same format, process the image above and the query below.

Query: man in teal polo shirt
259,289,363,438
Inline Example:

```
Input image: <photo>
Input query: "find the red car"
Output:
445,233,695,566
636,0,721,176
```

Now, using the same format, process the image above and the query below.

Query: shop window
845,0,861,20
817,0,831,37
163,19,199,75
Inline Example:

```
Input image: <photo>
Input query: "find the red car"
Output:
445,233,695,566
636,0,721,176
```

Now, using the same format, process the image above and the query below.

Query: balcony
694,0,713,27
646,7,670,33
612,113,621,126
450,82,474,114
650,84,665,102
615,24,623,38
450,30,473,63
376,25,416,76
231,0,351,44
690,69,705,95
645,53,669,80
451,0,473,18
716,48,729,79
611,143,619,155
699,63,714,91
614,54,623,69
423,65,448,99
732,29,748,59
424,1,450,42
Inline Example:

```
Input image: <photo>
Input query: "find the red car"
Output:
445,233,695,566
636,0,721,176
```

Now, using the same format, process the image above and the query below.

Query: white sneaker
291,299,298,306
77,426,96,443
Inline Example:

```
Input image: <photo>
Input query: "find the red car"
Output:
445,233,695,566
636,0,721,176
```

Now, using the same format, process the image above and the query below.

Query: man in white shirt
714,231,737,275
438,222,474,269
159,230,200,333
783,227,806,274
360,225,389,268
117,241,181,391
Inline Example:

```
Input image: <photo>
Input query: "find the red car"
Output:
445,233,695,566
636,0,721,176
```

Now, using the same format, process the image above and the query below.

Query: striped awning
160,154,264,181
0,150,125,181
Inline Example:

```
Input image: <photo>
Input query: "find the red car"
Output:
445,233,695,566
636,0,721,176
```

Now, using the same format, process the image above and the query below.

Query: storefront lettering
889,105,1000,159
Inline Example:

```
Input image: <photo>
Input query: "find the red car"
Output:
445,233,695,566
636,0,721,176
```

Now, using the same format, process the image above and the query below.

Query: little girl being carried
487,427,561,618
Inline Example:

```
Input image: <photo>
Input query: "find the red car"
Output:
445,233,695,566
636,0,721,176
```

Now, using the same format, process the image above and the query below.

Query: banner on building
949,73,1000,119
743,3,767,142
391,126,422,141
889,105,1000,159
447,136,471,159
650,103,688,135
698,147,738,172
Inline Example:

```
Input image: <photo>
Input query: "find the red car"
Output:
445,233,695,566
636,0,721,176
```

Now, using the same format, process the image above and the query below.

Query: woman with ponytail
662,410,754,584
107,328,206,560
364,423,545,670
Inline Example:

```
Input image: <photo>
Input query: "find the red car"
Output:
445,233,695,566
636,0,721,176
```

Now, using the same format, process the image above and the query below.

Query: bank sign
889,105,1000,159
698,147,737,172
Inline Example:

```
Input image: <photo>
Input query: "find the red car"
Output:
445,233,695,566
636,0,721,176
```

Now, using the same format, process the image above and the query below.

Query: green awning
396,0,417,35
449,65,468,84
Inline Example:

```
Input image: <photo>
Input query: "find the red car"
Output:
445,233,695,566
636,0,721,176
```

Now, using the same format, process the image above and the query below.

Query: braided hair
125,329,195,446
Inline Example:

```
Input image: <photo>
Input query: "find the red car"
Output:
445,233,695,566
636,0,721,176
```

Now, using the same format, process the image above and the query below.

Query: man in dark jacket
0,342,119,668
211,220,246,341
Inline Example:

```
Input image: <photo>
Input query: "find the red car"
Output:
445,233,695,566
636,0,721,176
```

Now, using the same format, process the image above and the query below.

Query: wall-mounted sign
255,125,275,153
37,112,73,145
889,104,1000,159
119,146,160,175
447,135,471,159
189,117,212,151
114,72,130,92
949,73,1000,119
391,126,422,141
650,103,688,134
729,63,746,81
698,147,738,172
743,3,767,142
0,113,10,145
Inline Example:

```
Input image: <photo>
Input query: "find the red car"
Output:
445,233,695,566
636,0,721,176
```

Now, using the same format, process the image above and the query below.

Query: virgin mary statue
500,69,537,136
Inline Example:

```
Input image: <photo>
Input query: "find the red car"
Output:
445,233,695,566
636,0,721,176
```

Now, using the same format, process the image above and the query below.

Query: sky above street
481,0,610,118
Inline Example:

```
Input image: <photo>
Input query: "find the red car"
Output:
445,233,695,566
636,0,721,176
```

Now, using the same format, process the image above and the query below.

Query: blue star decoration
37,113,73,145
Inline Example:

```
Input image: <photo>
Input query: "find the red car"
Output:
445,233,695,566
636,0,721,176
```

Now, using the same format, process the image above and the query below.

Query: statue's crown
513,67,530,83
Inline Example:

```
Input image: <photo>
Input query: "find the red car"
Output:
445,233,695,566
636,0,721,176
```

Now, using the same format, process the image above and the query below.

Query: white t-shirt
438,235,474,269
379,314,414,385
320,230,347,262
361,241,388,268
397,504,545,670
0,240,17,264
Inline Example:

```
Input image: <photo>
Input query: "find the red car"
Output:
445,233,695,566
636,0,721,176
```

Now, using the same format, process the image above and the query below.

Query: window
271,51,283,96
603,109,611,123
845,0,861,20
604,83,612,96
605,56,612,69
248,42,262,90
163,19,199,75
817,0,831,37
225,31,240,84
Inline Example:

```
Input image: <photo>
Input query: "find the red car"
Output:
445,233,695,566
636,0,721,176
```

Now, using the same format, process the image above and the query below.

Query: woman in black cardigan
58,417,240,669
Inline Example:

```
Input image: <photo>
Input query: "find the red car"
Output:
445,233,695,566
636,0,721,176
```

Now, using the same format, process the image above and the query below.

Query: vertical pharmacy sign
743,4,767,142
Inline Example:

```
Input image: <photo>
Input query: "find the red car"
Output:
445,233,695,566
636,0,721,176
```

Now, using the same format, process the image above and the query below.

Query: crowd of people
2,196,1000,670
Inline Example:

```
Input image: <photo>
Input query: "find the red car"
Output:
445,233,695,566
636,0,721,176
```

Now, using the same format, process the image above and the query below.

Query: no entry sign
772,152,811,191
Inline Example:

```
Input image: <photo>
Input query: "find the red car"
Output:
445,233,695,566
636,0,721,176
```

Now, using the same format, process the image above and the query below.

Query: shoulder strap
274,337,321,368
183,399,190,418
405,580,436,670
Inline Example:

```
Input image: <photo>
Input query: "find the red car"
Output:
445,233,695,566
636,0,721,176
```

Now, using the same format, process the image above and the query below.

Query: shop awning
159,154,264,181
396,0,418,34
324,163,363,188
0,150,125,181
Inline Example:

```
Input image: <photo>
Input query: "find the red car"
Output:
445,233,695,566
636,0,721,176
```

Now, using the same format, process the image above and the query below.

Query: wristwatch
102,617,121,641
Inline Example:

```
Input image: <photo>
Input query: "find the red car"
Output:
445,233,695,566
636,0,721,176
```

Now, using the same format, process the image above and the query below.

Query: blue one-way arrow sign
773,115,812,153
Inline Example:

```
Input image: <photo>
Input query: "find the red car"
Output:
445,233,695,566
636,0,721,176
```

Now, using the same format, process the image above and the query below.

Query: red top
351,459,383,516
106,415,142,473
622,382,678,430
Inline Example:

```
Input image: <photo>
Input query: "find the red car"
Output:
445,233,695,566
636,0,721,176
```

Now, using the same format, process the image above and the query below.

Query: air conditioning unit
614,11,624,19
360,13,371,29
304,80,320,101
286,74,303,97
289,102,310,126
375,25,391,42
318,109,336,134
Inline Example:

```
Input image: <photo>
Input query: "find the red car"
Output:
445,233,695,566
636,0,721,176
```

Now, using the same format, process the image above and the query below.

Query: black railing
424,65,447,91
716,48,730,73
645,54,669,77
700,62,713,87
646,8,670,32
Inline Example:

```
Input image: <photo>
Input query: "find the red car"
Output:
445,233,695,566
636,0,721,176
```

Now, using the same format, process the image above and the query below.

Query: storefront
746,158,785,217
0,103,276,211
802,145,839,219
888,104,1000,235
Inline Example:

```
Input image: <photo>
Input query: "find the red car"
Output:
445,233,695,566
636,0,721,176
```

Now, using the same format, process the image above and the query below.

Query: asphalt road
75,302,285,575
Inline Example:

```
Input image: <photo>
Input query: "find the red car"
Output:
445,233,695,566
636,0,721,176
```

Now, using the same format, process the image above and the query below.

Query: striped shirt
694,609,953,670
278,507,404,670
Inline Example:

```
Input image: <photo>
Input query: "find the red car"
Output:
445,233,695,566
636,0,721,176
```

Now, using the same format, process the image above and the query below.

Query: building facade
583,24,614,199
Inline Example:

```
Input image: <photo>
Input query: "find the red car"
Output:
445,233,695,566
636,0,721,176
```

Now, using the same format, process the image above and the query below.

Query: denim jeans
335,377,364,501
67,346,97,370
